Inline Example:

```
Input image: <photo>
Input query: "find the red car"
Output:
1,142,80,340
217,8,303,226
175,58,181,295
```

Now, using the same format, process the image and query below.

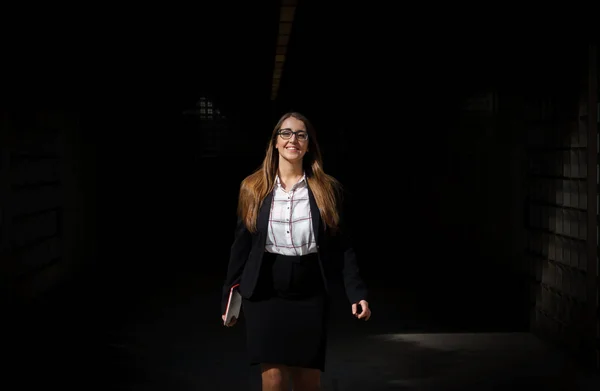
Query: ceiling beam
271,0,297,100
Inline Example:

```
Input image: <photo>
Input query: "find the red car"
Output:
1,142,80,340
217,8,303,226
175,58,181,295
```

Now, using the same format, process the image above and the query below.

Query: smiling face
275,116,309,164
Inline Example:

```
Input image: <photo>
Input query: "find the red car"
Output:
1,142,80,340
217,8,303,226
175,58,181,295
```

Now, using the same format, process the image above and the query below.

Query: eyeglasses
278,129,308,141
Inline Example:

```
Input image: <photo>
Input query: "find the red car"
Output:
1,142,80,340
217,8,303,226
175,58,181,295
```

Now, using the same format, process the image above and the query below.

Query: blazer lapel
307,186,321,244
257,189,274,237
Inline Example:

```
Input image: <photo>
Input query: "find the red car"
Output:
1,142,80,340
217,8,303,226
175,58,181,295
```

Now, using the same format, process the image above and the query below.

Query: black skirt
242,251,329,372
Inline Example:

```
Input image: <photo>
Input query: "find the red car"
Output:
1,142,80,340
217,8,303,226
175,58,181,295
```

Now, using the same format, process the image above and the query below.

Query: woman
221,112,371,391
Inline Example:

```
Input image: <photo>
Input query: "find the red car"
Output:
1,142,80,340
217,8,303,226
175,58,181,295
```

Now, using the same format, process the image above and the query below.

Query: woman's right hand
222,314,237,327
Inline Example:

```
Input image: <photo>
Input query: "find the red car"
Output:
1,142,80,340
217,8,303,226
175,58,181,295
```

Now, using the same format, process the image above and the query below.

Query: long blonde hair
237,112,342,233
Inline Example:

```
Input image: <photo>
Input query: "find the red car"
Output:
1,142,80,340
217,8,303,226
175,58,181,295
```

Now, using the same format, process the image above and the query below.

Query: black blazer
221,185,368,314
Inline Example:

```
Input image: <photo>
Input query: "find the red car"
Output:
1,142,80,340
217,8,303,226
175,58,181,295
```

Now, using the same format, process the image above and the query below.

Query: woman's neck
278,159,303,186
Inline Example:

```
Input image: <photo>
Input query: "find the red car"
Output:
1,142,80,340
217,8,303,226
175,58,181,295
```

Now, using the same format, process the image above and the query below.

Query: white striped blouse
265,173,318,256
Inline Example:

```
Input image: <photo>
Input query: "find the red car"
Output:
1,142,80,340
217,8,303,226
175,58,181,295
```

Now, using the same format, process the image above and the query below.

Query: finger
359,308,371,320
361,303,370,318
351,303,357,315
223,315,234,327
227,317,236,327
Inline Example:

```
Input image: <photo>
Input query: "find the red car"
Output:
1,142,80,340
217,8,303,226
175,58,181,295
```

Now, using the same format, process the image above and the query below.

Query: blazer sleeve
337,192,369,304
221,216,252,314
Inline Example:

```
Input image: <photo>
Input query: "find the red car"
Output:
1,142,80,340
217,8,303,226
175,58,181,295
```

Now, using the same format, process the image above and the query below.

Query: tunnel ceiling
4,2,582,116
3,1,283,114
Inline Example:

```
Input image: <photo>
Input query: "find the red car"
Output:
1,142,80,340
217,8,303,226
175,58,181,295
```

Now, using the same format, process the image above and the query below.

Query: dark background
1,1,597,389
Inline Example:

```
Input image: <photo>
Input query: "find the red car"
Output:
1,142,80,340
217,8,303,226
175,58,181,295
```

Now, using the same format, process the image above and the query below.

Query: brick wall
524,44,598,369
1,109,85,299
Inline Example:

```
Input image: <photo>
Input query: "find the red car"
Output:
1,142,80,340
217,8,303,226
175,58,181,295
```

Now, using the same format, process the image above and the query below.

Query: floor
6,269,599,390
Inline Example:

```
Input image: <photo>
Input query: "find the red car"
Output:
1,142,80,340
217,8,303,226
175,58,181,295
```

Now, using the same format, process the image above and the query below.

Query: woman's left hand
352,300,371,321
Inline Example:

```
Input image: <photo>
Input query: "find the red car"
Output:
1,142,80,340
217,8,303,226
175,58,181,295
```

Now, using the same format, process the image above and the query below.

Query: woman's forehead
281,117,306,130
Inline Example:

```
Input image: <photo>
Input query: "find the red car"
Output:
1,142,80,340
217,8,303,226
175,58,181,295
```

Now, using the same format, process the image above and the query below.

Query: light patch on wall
462,91,497,114
182,97,225,121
